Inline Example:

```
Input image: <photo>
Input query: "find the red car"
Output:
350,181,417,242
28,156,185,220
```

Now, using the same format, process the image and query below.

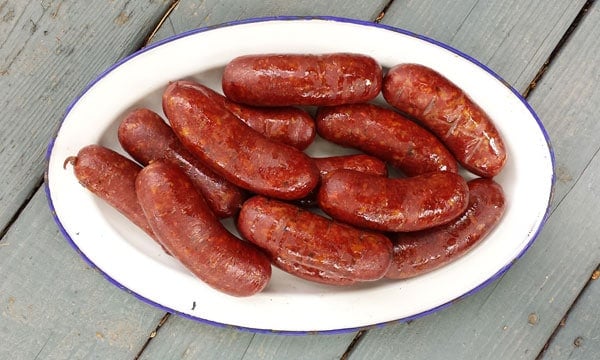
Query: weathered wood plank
351,1,600,359
0,0,172,233
1,1,177,359
149,0,388,43
138,315,355,360
542,267,600,360
0,189,165,359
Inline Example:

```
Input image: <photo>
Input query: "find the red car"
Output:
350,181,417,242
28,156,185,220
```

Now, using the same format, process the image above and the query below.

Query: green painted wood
0,0,172,233
149,0,388,43
0,1,177,359
542,268,600,360
0,189,165,359
351,1,600,359
138,315,355,360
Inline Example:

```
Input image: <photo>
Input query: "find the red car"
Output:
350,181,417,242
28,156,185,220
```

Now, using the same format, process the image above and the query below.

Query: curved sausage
136,161,272,297
316,103,458,176
386,178,506,279
184,82,316,150
317,170,469,232
382,63,507,177
118,108,246,218
222,53,382,106
64,144,154,238
237,195,393,285
163,80,320,200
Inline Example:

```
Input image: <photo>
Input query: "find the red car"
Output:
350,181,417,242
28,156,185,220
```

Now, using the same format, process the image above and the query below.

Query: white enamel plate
46,17,554,334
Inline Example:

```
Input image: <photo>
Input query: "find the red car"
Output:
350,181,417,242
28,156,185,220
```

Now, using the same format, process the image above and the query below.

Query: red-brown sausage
382,63,507,177
136,161,272,297
222,53,382,106
316,103,458,176
293,154,389,207
317,170,469,232
313,154,388,178
163,80,320,200
386,178,506,279
237,195,393,285
118,108,246,218
184,82,316,150
64,144,155,238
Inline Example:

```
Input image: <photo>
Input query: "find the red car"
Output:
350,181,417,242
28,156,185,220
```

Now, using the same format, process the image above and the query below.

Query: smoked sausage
295,154,389,208
136,161,272,297
382,63,507,178
386,178,506,279
317,170,469,232
222,53,382,106
316,103,458,176
182,82,316,150
118,108,246,218
237,195,393,285
163,80,320,200
313,154,388,178
64,144,154,238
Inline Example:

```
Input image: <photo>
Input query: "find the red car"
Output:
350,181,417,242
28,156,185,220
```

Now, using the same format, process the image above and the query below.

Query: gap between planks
535,263,600,359
522,0,596,98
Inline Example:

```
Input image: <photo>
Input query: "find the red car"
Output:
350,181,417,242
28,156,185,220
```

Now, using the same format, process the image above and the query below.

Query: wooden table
2,1,599,359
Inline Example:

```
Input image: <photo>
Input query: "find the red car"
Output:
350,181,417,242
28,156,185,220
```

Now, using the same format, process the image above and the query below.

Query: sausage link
294,154,389,207
65,144,154,238
118,108,246,218
237,195,393,285
313,154,388,178
317,169,469,232
222,53,382,106
386,178,506,279
382,63,507,177
316,103,458,175
136,161,272,297
163,80,320,200
184,82,316,150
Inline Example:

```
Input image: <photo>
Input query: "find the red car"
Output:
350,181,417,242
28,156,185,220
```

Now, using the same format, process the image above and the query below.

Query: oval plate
45,17,554,334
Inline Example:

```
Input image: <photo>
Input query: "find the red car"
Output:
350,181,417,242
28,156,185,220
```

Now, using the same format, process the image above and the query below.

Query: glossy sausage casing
386,178,506,279
136,161,272,297
163,80,320,200
382,63,507,177
185,82,316,150
313,154,388,178
316,103,458,176
65,144,154,238
222,53,383,106
118,108,246,218
237,195,393,285
317,170,469,232
293,154,389,207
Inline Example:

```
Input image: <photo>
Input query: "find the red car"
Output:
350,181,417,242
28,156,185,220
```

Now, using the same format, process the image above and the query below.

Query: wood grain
0,1,174,359
0,189,165,359
148,0,389,43
0,0,172,234
542,266,600,360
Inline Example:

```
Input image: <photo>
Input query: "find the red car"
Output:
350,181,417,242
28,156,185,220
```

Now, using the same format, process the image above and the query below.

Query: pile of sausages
66,53,507,297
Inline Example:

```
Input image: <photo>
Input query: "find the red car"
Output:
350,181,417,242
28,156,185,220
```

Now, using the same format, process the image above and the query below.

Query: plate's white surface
46,17,554,333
